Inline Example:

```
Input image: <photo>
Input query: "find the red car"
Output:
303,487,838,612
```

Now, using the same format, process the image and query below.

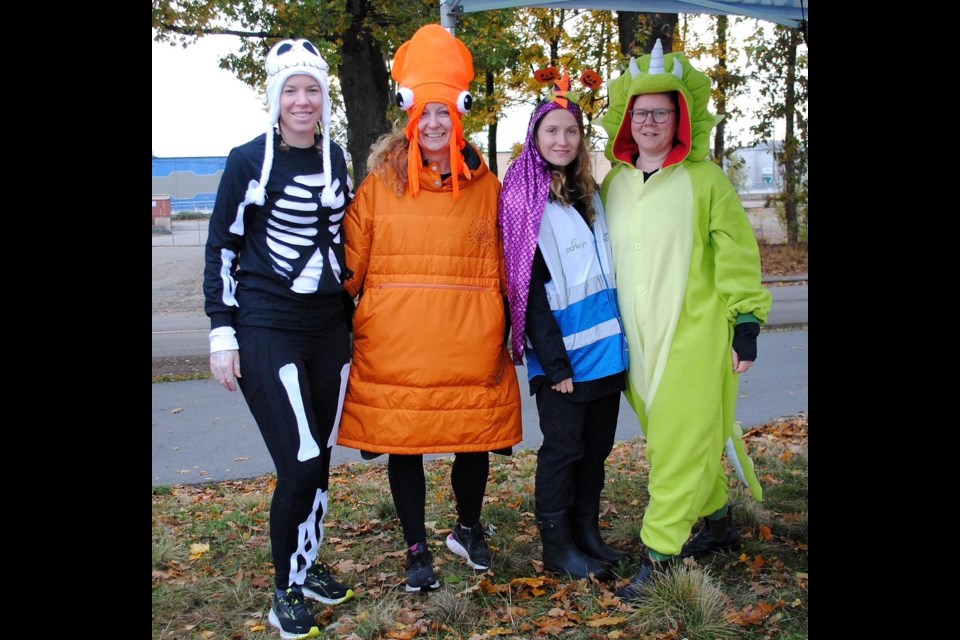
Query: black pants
388,451,489,545
534,387,620,514
237,322,351,590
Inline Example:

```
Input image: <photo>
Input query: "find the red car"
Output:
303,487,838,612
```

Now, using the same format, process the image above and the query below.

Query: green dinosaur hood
601,41,719,168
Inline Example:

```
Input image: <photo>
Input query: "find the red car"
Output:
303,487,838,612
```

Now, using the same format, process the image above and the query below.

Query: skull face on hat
243,38,337,208
266,39,331,128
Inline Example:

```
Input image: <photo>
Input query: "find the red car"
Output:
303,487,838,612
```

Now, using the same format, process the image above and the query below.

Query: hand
551,377,574,393
732,348,754,374
732,322,759,374
210,349,241,392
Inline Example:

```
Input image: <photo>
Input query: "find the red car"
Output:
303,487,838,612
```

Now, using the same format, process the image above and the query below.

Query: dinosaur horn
649,39,665,74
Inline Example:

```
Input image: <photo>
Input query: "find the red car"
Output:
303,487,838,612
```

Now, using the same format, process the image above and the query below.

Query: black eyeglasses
629,108,674,124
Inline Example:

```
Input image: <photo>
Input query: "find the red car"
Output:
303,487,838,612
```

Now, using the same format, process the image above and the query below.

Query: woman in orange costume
337,24,522,593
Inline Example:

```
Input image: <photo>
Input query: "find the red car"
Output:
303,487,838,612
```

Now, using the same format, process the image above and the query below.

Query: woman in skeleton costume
203,39,355,640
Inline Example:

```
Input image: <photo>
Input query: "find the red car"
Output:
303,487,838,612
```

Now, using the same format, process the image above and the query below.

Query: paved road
152,329,807,487
152,285,807,357
151,243,807,487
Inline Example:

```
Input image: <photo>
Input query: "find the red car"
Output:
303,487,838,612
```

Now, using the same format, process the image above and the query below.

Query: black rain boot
536,510,613,580
570,496,631,565
615,554,674,604
679,508,742,559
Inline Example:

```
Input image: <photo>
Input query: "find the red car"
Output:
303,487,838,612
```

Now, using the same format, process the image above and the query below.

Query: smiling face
535,108,581,168
630,92,677,160
418,102,454,170
278,74,324,147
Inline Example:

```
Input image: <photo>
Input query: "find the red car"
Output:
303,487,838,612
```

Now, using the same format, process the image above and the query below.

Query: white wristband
209,326,239,353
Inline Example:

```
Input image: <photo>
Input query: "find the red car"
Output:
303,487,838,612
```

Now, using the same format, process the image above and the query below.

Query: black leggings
387,451,489,545
534,388,620,514
237,322,351,590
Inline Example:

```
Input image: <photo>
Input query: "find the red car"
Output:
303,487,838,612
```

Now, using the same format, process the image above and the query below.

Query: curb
762,274,807,284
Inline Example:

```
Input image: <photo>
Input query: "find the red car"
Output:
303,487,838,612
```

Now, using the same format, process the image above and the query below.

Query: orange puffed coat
337,145,523,455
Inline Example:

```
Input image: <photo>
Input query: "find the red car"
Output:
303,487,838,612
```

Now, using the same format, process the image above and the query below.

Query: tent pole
440,0,463,35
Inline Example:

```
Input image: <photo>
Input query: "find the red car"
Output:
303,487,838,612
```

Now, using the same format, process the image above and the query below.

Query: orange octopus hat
392,24,475,198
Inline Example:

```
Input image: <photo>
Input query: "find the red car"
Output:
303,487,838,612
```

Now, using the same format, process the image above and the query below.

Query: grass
152,372,211,383
152,415,807,639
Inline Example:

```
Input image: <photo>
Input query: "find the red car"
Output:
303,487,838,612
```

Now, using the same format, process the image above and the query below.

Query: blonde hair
366,126,410,196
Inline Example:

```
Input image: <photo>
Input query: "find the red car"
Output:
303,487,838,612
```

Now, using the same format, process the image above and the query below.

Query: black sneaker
445,521,492,570
268,587,321,640
303,562,356,605
405,541,441,592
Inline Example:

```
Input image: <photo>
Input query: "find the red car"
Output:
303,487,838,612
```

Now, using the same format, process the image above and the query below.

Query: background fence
152,218,209,247
153,199,786,248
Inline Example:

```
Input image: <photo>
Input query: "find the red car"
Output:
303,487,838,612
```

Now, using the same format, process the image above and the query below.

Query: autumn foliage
153,416,808,639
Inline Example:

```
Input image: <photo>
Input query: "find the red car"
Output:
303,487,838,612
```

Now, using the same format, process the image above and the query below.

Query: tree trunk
643,13,678,54
337,2,391,187
485,70,498,177
617,12,640,56
616,12,677,56
712,15,728,166
782,29,800,247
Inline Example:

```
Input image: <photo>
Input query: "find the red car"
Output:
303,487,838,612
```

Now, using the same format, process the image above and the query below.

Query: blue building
152,156,226,213
154,143,791,214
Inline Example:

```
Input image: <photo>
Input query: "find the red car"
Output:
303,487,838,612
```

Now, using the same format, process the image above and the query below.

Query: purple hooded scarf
498,98,585,364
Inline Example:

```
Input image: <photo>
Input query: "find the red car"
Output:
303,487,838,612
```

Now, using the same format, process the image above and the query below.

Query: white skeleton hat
245,38,335,207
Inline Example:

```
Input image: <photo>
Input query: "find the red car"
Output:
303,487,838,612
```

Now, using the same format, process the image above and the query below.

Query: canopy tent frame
440,0,808,38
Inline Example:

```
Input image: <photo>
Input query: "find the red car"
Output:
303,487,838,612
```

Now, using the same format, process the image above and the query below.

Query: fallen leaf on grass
726,602,774,625
726,599,786,626
739,553,764,571
335,558,371,573
759,525,773,540
495,606,529,621
189,543,210,559
597,594,621,608
396,608,424,625
586,614,628,627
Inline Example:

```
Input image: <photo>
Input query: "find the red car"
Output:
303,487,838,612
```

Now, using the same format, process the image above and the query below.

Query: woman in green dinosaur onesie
598,40,773,603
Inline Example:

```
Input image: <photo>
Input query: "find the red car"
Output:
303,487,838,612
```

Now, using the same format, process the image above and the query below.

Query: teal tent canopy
441,1,808,29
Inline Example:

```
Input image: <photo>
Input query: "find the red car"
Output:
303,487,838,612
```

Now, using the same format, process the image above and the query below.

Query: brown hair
537,114,598,225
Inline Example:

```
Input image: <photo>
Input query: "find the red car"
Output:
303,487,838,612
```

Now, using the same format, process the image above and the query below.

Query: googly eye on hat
390,25,476,199
392,24,474,114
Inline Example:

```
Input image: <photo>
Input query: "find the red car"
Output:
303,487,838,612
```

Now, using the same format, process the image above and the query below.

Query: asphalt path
151,243,807,487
